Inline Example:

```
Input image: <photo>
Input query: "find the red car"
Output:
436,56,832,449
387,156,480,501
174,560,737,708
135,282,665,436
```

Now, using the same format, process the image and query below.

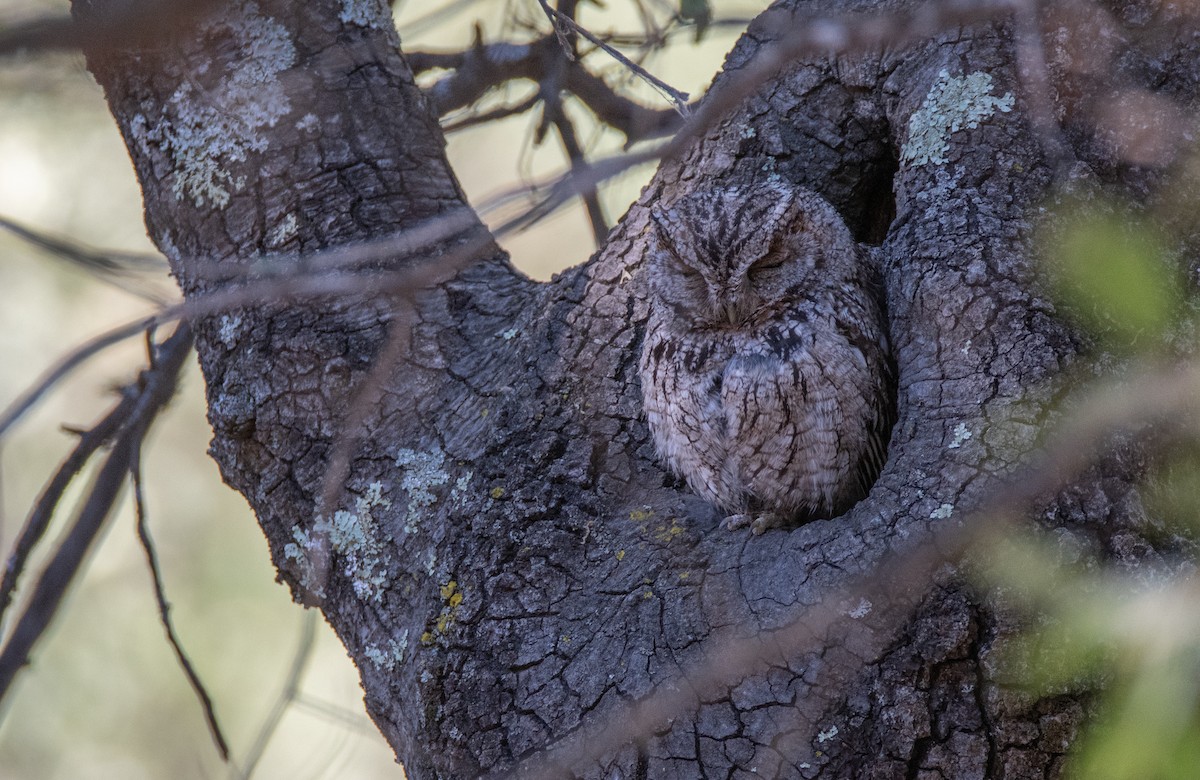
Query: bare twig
0,323,194,705
544,99,610,242
441,92,541,133
0,215,169,304
316,303,416,518
1011,0,1072,170
131,444,230,761
231,610,319,780
0,316,156,439
0,383,140,627
0,234,484,450
0,0,225,59
538,0,690,113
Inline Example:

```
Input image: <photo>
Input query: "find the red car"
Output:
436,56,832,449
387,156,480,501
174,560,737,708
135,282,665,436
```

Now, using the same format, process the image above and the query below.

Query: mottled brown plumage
639,182,892,533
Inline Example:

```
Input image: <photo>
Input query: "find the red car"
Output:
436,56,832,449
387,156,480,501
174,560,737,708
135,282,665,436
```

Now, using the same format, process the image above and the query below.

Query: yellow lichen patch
615,549,626,561
629,507,654,523
642,589,654,600
490,486,506,499
678,570,690,581
652,518,684,544
425,579,466,643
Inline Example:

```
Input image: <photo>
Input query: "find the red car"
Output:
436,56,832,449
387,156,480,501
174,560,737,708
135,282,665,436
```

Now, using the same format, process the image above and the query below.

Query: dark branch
0,389,138,626
0,316,157,439
0,0,224,60
543,99,609,242
131,447,230,761
0,324,194,704
411,37,682,144
0,215,169,303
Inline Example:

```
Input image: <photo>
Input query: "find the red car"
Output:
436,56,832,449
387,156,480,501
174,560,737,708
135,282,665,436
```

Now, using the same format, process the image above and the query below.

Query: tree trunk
75,0,1193,776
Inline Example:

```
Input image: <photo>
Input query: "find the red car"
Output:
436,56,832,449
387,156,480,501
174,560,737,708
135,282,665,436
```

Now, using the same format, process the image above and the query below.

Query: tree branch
0,324,193,704
131,444,230,761
411,37,682,144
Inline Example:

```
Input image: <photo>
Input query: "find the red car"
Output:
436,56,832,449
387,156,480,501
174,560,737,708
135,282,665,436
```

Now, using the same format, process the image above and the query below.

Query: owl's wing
720,338,874,517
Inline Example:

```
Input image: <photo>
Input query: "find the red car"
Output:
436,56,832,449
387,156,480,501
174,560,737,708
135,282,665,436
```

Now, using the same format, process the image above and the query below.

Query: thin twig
0,386,139,627
317,302,415,518
231,610,318,780
538,0,690,113
545,99,609,242
1011,0,1072,170
0,215,169,303
442,93,541,134
0,323,194,705
0,0,224,59
0,316,156,439
131,442,230,761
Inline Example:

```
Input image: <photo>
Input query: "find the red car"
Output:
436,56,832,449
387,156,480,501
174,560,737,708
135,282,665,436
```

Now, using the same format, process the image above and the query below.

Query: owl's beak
723,302,740,325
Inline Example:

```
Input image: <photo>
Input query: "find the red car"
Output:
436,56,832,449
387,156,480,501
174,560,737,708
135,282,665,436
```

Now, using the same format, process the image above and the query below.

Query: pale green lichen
364,630,409,671
930,503,955,520
901,69,1015,167
132,2,296,209
500,327,519,340
295,113,319,132
339,0,389,28
267,212,298,246
217,313,244,347
283,481,392,602
396,447,451,533
949,423,973,449
817,725,839,743
847,598,873,619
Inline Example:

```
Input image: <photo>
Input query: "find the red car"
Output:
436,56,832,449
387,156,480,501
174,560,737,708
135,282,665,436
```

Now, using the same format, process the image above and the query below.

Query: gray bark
75,0,1195,776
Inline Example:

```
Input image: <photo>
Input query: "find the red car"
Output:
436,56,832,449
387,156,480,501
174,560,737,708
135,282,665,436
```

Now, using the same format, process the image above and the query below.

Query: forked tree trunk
77,0,1191,776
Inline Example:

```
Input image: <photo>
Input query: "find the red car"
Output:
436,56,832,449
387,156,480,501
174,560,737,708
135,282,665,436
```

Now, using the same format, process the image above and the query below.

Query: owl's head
647,182,858,328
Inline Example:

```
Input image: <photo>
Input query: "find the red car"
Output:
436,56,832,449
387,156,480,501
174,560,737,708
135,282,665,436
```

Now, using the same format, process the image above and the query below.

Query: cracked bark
74,0,1197,777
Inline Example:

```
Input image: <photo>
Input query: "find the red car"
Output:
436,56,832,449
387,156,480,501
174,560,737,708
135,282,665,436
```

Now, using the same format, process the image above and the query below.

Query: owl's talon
723,513,753,531
750,513,785,534
723,512,784,534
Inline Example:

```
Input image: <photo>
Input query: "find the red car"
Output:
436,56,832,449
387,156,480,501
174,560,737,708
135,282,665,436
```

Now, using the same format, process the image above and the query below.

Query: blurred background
0,1,764,777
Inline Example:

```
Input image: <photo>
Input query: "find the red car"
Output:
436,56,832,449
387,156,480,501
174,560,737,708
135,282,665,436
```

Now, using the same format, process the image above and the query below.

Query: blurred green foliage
982,532,1200,780
1040,201,1184,352
990,195,1200,779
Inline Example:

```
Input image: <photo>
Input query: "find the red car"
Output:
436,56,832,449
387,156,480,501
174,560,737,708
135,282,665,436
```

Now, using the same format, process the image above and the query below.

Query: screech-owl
639,182,893,533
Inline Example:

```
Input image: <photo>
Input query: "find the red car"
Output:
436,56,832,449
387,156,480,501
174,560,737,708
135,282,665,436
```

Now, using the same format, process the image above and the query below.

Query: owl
639,182,892,533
